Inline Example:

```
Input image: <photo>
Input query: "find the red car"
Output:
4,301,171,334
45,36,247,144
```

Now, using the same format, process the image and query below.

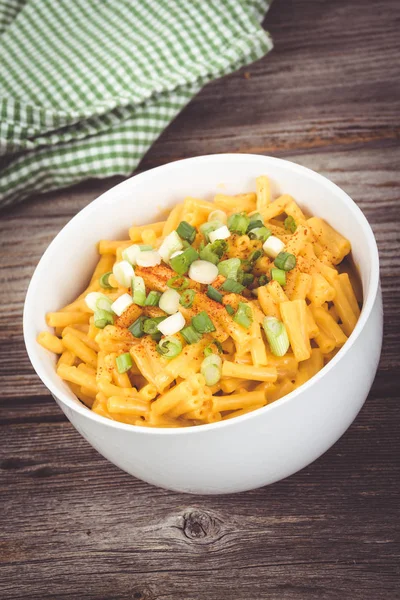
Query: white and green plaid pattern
0,0,273,208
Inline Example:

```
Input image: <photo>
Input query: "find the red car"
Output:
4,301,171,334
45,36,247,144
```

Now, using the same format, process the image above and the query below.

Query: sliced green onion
167,275,190,290
116,352,133,374
176,221,196,243
199,245,219,265
200,354,222,386
157,312,185,336
202,364,221,386
180,325,202,344
202,353,222,367
158,231,183,262
144,290,162,306
99,272,114,289
159,289,181,314
208,209,227,224
247,220,264,232
248,226,271,242
204,340,223,356
113,260,135,287
192,311,216,334
221,278,245,293
284,215,297,233
156,336,183,359
170,246,199,275
207,285,223,303
225,304,235,316
240,259,252,273
263,235,285,258
128,315,147,338
199,220,222,242
208,238,228,258
227,212,249,235
271,268,286,285
85,292,112,312
274,251,297,271
179,289,196,308
243,273,255,287
151,332,162,342
96,296,113,311
93,309,114,329
249,249,263,264
263,316,290,357
247,214,264,232
122,244,152,266
258,274,269,286
110,293,133,316
213,339,223,353
249,212,264,224
189,260,218,284
209,225,231,243
136,250,161,268
218,257,241,280
199,239,228,265
234,302,253,329
237,272,254,287
121,245,139,265
132,275,146,306
143,316,166,335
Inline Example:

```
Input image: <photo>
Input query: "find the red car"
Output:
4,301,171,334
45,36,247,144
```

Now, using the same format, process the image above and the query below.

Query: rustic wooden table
1,1,399,599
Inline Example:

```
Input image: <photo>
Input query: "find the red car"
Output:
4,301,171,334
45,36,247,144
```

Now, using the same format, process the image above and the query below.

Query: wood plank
139,0,400,166
0,379,398,600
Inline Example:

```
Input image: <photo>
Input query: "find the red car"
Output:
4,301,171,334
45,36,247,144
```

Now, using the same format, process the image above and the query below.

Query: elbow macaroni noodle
38,176,362,428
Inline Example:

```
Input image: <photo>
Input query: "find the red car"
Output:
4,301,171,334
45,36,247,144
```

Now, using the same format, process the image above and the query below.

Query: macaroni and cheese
38,176,361,427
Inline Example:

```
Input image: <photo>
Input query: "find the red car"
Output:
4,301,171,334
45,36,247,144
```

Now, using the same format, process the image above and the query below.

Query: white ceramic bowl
24,154,383,494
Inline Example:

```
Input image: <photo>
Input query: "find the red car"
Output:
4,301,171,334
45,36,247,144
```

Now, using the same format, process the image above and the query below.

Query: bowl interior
24,154,379,425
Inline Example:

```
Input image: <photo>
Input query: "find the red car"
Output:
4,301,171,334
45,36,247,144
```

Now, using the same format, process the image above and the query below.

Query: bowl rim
23,153,380,436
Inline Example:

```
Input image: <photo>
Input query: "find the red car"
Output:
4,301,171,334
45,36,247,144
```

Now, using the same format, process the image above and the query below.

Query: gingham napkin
0,0,273,209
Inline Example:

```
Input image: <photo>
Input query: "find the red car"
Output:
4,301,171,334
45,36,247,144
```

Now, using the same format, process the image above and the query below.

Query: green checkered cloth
0,0,273,209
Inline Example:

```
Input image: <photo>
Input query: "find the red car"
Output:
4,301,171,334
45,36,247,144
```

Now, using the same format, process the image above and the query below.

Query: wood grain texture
0,0,399,598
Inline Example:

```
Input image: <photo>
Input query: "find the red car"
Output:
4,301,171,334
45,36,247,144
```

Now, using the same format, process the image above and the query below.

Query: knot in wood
131,585,155,600
182,510,222,541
